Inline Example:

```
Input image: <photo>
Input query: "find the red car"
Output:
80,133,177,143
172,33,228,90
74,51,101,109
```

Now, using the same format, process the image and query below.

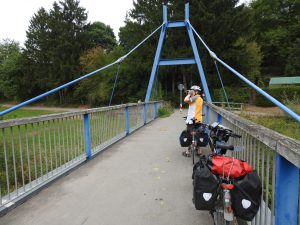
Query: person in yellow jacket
182,85,204,157
184,85,203,124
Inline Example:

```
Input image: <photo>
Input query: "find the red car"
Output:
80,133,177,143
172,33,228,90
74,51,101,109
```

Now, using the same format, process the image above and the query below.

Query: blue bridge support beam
84,114,92,160
145,2,212,103
125,106,130,135
144,21,167,102
186,22,212,102
167,21,185,28
159,58,196,66
275,154,299,225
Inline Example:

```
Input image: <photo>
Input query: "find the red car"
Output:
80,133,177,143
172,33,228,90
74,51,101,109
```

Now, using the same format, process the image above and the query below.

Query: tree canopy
0,0,299,106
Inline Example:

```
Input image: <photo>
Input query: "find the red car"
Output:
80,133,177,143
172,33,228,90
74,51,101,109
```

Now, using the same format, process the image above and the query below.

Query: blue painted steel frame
145,2,212,103
186,22,212,102
159,58,196,66
205,105,210,124
189,22,300,122
84,114,92,160
275,154,299,225
217,114,222,124
216,57,300,122
0,61,118,116
143,104,147,124
154,103,158,119
145,24,167,102
0,23,164,117
167,21,185,28
125,106,130,135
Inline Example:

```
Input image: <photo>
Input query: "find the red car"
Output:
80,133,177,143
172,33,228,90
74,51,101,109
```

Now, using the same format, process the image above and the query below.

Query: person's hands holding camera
188,90,195,96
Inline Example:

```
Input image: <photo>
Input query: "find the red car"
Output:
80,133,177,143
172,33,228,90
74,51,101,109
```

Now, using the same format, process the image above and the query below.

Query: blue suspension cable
0,23,164,117
109,63,121,106
188,21,300,122
214,60,231,112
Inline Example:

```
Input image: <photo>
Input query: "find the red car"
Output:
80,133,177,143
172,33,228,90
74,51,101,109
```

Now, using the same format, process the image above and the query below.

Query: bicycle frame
210,176,235,225
190,129,197,164
207,125,240,225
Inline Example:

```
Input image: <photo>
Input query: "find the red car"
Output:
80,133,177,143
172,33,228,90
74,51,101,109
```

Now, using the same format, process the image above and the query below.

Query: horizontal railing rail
0,101,163,213
204,102,300,225
212,102,244,111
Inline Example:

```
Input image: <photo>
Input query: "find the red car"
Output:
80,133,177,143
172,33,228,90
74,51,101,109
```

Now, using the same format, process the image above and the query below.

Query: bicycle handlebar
216,143,234,151
230,133,242,138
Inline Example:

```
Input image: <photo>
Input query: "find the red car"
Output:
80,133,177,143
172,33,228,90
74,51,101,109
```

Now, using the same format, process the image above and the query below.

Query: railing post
125,106,130,136
275,154,299,225
217,113,222,124
84,113,92,160
143,104,147,124
205,105,210,124
154,102,158,119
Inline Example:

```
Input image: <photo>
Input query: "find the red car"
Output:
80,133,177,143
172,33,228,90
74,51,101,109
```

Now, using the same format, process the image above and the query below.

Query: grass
241,114,300,141
0,106,56,120
0,103,168,198
0,106,151,197
158,102,174,118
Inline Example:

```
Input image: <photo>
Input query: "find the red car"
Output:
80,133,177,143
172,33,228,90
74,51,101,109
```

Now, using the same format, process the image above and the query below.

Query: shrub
255,86,300,107
211,87,251,103
158,102,174,118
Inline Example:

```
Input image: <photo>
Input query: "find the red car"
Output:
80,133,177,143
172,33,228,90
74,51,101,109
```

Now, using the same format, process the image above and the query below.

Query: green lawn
0,106,56,120
241,114,300,141
0,109,130,196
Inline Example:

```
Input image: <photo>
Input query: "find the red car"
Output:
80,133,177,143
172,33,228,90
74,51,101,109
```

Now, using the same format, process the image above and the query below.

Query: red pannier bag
207,155,252,178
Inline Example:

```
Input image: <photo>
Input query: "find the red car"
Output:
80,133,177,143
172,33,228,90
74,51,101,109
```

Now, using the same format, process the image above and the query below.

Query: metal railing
212,102,244,111
0,101,163,213
204,102,300,225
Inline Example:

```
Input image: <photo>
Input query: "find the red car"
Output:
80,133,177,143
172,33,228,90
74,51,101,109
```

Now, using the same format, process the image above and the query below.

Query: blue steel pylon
145,1,212,103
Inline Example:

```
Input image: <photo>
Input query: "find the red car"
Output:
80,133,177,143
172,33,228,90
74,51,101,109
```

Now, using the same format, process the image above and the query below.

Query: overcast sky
0,0,250,45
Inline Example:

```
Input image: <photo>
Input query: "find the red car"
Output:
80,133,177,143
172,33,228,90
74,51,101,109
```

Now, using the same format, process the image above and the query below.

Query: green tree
118,0,252,102
0,39,23,100
86,22,117,51
251,0,300,76
23,0,88,103
230,38,262,103
75,45,126,106
285,38,300,75
23,7,52,95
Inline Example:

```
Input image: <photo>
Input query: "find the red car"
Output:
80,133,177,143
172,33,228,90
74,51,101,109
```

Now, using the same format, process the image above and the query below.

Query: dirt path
244,105,284,116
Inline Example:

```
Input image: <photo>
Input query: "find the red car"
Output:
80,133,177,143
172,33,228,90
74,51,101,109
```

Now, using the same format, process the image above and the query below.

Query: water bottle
223,189,233,221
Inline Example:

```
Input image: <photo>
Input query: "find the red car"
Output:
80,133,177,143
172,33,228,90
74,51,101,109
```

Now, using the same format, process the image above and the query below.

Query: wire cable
214,60,231,112
188,21,300,122
109,63,121,106
0,23,164,116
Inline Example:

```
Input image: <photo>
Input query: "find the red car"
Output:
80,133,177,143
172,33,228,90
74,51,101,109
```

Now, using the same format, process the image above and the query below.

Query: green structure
269,76,300,87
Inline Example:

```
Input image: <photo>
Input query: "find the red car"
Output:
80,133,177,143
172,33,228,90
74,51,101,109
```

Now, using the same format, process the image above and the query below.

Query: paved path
0,111,213,225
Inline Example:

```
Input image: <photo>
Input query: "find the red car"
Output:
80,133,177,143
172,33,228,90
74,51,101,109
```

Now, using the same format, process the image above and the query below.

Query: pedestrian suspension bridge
0,1,300,225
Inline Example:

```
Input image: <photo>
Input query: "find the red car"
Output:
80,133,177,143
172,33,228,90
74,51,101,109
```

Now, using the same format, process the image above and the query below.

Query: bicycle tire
192,147,195,164
211,211,232,225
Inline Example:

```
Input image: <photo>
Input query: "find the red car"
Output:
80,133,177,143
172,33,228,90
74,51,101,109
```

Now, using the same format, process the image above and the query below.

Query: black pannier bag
231,171,262,221
192,159,219,210
179,130,192,147
195,132,209,147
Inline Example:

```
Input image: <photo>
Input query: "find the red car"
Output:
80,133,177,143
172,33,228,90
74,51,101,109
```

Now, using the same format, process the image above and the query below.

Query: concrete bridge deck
0,111,213,225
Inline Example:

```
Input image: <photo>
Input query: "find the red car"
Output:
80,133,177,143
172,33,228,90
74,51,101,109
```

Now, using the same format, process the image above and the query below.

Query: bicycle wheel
192,146,195,164
211,210,232,225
